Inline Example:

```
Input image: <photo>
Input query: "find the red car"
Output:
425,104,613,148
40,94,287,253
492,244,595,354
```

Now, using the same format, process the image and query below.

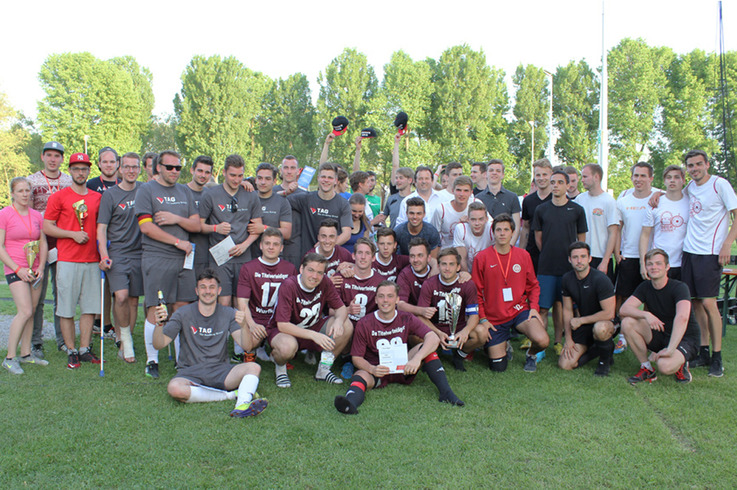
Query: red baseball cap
69,153,92,166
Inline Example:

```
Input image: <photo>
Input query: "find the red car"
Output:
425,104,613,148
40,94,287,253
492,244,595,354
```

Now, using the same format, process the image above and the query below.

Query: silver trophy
445,292,462,348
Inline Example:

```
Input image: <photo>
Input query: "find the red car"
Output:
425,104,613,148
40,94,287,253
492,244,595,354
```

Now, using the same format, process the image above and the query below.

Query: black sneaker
145,361,160,379
79,350,102,364
67,352,80,369
708,358,724,377
691,350,710,368
451,349,466,372
594,360,610,377
628,367,657,385
523,355,537,372
675,362,692,384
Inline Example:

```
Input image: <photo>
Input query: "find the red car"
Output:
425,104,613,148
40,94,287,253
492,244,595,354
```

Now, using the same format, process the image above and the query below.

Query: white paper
209,236,235,267
377,337,408,374
502,287,513,302
183,243,196,270
47,247,57,264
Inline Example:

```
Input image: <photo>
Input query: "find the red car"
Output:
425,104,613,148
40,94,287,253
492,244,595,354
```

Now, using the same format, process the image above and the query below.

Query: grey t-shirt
289,191,351,256
199,185,263,263
188,186,210,266
162,302,239,371
97,183,142,258
136,180,197,258
275,186,304,267
250,192,292,258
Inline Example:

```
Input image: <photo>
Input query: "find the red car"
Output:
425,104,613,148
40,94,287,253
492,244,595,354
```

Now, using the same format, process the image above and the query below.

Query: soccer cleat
230,398,268,418
708,358,724,377
31,344,45,360
19,354,49,366
244,352,256,363
334,395,358,414
145,361,160,379
275,373,291,388
553,342,563,356
452,349,467,372
2,358,24,375
628,367,657,385
613,335,627,354
67,352,81,370
506,342,514,362
675,362,692,384
230,353,244,364
523,355,537,372
519,337,532,350
79,350,102,364
315,371,343,384
594,360,610,377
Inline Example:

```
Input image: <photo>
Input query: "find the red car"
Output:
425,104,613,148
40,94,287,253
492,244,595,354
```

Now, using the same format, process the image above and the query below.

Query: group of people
2,133,736,418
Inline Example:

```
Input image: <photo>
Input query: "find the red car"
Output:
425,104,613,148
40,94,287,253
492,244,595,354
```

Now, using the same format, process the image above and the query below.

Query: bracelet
102,256,109,262
264,224,268,232
175,239,180,247
14,266,20,274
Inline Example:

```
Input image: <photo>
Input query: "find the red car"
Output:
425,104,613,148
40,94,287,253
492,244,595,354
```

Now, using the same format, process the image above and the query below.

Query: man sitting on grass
153,269,267,418
334,281,464,414
620,249,700,385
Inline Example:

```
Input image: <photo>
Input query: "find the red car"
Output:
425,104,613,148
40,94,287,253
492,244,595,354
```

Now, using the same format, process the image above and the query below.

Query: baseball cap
98,146,118,160
69,153,92,166
394,112,409,135
360,127,377,139
332,116,349,136
43,141,65,155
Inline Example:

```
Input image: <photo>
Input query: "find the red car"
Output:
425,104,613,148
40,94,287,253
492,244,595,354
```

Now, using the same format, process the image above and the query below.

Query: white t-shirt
575,190,619,258
617,188,658,258
395,190,443,228
683,175,737,255
452,221,494,272
430,198,482,248
436,189,455,203
643,195,689,267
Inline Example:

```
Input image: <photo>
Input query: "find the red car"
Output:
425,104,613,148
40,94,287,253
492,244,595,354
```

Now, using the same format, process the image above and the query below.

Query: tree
553,60,599,168
0,93,32,207
141,114,178,154
37,52,154,164
174,55,272,178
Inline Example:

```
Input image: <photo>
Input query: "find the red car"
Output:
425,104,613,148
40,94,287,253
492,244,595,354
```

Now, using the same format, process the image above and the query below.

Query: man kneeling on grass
334,281,464,415
620,249,700,385
153,269,267,418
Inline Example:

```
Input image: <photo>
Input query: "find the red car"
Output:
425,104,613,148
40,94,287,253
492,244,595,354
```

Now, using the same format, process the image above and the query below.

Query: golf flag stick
99,270,105,377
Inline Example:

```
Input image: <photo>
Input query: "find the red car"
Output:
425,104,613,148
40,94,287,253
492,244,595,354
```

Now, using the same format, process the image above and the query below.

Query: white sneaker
19,354,49,366
2,358,24,374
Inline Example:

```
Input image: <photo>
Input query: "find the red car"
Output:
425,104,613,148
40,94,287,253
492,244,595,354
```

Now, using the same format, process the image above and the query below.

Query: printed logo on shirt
690,199,702,216
156,196,186,205
660,211,685,232
592,208,604,216
191,325,197,334
512,264,521,273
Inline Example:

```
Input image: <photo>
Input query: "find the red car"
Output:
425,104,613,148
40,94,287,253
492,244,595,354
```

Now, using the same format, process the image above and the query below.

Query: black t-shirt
632,279,700,341
561,268,615,318
521,192,552,262
532,199,588,276
87,177,120,194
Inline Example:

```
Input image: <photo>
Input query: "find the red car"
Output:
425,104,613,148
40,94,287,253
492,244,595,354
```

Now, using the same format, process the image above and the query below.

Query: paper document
377,337,408,374
209,236,236,267
183,243,196,270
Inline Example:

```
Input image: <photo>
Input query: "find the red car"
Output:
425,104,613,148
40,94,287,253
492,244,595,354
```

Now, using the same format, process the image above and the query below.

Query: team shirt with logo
574,191,619,259
136,180,197,258
305,245,353,277
643,195,689,267
683,175,737,255
45,187,101,263
532,199,588,276
289,192,351,258
521,191,552,267
199,186,263,263
250,192,292,258
97,184,142,258
340,270,384,322
430,198,482,248
186,187,211,269
617,189,658,258
561,268,615,319
86,177,120,194
373,253,410,282
452,221,494,272
237,257,297,326
270,275,344,331
275,185,304,268
351,311,432,366
397,265,431,305
418,275,479,335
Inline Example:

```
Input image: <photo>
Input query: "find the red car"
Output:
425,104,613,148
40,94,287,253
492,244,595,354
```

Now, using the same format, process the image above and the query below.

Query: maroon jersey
351,311,432,366
373,253,410,282
397,265,431,304
340,270,384,322
270,274,344,330
237,257,297,326
305,245,353,277
418,275,479,335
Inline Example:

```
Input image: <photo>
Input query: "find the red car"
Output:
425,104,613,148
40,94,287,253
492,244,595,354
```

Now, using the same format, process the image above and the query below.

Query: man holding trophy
43,153,102,369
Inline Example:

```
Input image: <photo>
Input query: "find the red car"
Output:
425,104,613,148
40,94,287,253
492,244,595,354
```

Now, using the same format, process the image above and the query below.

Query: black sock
576,346,599,368
344,375,367,408
712,351,722,362
700,345,710,357
596,339,614,367
423,356,463,405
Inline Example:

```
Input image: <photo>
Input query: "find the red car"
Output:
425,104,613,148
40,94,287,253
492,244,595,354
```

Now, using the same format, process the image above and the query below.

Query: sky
2,0,734,119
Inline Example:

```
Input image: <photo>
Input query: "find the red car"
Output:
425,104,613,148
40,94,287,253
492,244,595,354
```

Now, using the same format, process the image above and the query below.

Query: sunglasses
230,197,238,213
161,164,182,171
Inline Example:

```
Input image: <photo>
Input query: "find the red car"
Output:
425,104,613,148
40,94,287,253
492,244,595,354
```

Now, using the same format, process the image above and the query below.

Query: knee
558,357,575,371
246,362,261,376
272,336,297,360
167,380,189,402
593,321,614,341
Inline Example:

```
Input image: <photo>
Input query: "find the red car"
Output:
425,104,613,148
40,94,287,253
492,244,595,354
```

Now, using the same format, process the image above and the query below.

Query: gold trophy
23,240,39,278
444,292,462,348
72,199,88,231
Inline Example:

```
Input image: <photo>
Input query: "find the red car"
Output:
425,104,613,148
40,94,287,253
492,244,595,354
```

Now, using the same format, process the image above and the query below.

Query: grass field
1,267,737,488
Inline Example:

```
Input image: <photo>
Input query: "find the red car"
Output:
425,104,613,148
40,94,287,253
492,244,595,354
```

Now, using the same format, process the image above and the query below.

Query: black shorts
591,257,615,284
667,267,681,281
615,258,644,297
647,330,699,362
682,252,721,298
176,362,235,391
571,323,595,347
5,272,21,284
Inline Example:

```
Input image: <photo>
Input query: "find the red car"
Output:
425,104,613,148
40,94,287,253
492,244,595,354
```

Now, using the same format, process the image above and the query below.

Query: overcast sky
2,0,733,119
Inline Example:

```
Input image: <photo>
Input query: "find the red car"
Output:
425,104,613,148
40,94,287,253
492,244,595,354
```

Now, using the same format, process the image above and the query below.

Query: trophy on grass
23,240,39,278
72,199,88,231
444,292,462,348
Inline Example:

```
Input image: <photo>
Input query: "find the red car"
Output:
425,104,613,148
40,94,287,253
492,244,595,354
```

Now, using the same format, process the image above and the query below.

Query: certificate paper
209,236,235,267
183,243,196,270
377,338,408,374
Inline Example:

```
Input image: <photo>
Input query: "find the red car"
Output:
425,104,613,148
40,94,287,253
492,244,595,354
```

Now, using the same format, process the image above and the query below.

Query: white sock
144,320,158,364
275,363,287,377
457,349,469,358
235,374,259,408
642,361,653,371
187,385,231,403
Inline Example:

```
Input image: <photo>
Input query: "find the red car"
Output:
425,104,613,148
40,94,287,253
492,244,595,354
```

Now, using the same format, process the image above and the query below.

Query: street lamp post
84,135,89,155
543,69,554,166
529,120,535,178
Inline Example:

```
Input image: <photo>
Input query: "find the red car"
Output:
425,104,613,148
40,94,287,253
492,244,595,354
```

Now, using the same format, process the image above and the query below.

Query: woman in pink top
0,177,48,374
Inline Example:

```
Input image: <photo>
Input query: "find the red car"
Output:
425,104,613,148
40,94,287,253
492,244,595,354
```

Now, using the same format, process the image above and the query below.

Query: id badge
502,287,513,302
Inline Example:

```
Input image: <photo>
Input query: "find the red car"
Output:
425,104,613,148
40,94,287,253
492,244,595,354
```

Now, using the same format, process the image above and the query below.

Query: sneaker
628,367,657,385
79,350,102,364
2,358,24,375
67,352,81,369
243,352,256,363
708,358,724,377
19,354,49,366
613,335,627,354
535,350,546,363
102,325,116,340
230,398,268,418
675,362,692,384
31,344,45,360
691,349,710,368
334,395,358,414
519,337,532,350
145,361,160,379
553,342,563,356
523,355,537,372
594,360,610,377
230,353,244,364
315,371,343,384
506,342,514,362
452,349,467,372
341,361,355,379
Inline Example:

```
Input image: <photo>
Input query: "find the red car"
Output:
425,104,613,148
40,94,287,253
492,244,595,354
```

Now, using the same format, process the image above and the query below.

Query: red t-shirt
44,187,100,263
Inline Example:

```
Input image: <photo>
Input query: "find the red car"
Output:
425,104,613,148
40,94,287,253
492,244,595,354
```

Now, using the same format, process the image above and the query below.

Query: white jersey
643,195,689,267
683,175,737,255
452,221,494,272
430,198,482,248
436,188,455,203
575,190,618,258
617,188,658,258
395,190,443,228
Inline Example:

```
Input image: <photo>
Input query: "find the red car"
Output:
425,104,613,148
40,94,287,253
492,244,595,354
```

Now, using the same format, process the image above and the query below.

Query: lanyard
493,247,512,285
11,205,33,239
42,171,60,194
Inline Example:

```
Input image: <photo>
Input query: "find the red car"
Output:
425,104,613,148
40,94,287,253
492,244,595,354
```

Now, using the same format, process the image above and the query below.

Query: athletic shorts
5,272,21,284
667,267,681,281
485,310,531,348
538,275,563,309
372,372,416,389
267,315,331,353
142,255,196,308
176,362,235,391
615,257,644,297
590,257,615,284
107,255,144,296
647,330,699,362
56,261,101,317
682,252,721,298
212,260,244,297
571,323,595,347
